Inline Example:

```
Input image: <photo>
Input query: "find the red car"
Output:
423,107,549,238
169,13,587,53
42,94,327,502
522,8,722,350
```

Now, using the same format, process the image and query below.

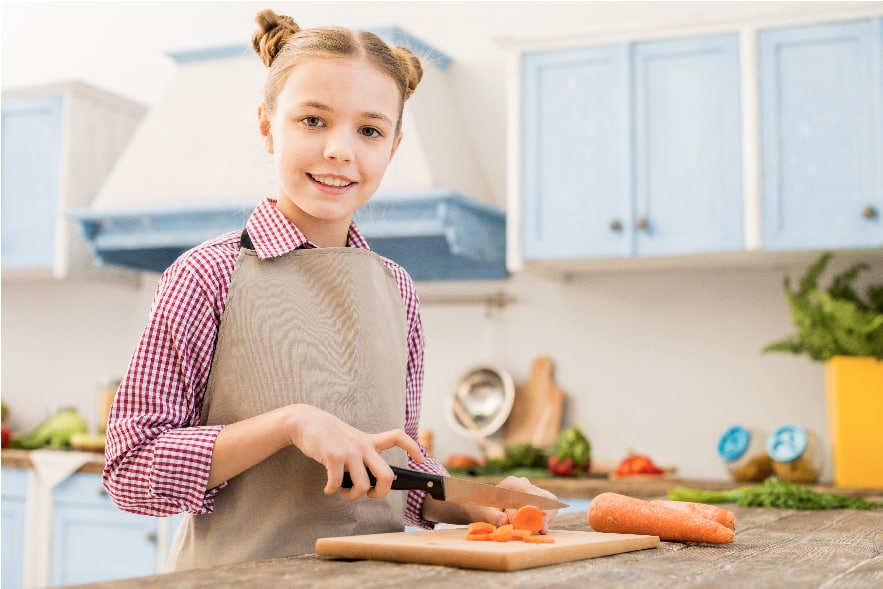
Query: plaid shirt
103,199,444,529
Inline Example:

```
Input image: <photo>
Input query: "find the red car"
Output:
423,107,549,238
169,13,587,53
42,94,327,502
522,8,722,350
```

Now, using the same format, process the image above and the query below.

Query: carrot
488,524,513,542
650,499,736,531
465,533,493,541
523,534,556,544
466,521,497,535
510,528,533,540
588,492,735,544
513,505,545,534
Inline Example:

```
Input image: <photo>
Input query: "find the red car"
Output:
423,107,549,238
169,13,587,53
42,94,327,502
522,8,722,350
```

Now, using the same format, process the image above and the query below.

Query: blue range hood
69,29,506,281
70,190,505,280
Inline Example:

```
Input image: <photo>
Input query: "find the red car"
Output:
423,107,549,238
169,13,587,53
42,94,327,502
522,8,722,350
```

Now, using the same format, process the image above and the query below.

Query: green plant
763,252,883,361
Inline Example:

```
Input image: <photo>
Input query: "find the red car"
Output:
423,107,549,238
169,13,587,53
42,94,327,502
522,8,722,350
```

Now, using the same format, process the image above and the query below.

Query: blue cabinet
759,18,883,250
521,33,742,261
2,468,28,589
0,83,145,280
51,472,158,586
0,97,63,270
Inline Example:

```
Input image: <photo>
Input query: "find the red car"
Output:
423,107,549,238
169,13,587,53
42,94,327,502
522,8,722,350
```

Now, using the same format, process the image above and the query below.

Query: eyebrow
298,100,393,126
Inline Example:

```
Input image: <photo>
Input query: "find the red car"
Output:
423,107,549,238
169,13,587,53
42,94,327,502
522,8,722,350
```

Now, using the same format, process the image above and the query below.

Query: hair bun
252,9,301,67
391,46,423,99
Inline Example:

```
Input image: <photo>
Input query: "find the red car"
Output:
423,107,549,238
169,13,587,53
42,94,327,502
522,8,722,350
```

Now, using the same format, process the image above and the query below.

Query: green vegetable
668,477,883,510
484,444,548,473
553,425,591,467
10,408,89,449
763,252,883,361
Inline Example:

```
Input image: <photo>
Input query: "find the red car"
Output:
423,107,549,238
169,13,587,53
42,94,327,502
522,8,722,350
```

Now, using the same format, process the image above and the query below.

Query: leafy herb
763,252,883,361
668,477,883,510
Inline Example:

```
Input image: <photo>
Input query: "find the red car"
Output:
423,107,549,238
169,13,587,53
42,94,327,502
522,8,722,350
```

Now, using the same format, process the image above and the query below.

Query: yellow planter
824,356,883,489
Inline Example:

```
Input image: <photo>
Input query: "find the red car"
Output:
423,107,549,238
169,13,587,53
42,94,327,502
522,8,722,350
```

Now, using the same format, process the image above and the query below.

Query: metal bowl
445,364,515,437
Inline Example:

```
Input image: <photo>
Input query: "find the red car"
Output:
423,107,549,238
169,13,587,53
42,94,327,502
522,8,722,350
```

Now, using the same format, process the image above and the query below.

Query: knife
341,466,568,510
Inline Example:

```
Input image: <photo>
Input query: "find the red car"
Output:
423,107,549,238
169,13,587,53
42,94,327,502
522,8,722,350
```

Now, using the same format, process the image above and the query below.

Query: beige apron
167,242,408,571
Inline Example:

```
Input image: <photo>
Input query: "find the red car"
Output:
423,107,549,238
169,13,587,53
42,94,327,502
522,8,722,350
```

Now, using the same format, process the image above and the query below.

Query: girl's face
259,56,403,245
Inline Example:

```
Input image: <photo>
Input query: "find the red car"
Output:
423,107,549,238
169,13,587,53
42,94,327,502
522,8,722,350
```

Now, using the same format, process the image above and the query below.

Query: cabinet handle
609,219,623,232
97,486,107,496
863,206,878,219
146,531,157,543
635,217,649,231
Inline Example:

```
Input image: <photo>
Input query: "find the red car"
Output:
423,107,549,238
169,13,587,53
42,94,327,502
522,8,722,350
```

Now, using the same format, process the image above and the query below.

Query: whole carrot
650,499,736,531
588,492,735,544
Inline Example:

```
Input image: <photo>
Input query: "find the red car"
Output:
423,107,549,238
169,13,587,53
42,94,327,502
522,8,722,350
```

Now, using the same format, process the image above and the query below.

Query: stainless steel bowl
445,364,515,437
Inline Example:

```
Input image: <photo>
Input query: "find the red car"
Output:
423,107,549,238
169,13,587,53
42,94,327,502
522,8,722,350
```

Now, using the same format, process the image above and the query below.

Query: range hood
70,27,505,281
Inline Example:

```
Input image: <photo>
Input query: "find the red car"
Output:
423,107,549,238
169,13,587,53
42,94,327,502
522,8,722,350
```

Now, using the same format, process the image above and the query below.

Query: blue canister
766,423,822,483
718,425,772,482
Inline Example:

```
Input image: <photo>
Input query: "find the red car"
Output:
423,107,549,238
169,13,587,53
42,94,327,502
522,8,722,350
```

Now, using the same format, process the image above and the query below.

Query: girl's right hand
285,404,424,500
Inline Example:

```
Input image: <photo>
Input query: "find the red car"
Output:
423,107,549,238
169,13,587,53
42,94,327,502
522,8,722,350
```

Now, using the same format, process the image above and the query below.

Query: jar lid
767,423,808,463
718,425,751,462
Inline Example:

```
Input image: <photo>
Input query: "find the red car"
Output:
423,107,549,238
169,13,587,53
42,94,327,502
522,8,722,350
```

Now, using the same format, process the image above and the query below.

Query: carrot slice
466,521,497,535
465,532,493,541
510,528,532,540
523,535,556,543
488,523,513,542
650,499,736,531
513,505,545,534
588,492,735,544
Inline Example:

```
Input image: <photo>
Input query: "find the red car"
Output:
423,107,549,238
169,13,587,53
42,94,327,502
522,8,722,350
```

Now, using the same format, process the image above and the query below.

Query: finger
339,460,373,500
323,460,345,496
364,458,394,499
374,429,424,464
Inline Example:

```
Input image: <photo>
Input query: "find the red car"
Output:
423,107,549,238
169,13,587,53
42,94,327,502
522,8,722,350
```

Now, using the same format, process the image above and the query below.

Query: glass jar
766,423,823,483
97,377,121,433
718,425,773,482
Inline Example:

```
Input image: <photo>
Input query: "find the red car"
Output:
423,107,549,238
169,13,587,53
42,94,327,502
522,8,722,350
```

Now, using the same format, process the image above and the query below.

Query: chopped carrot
510,528,533,540
466,521,497,535
588,492,735,544
465,532,493,541
650,499,736,531
488,523,514,542
523,534,556,544
513,505,545,534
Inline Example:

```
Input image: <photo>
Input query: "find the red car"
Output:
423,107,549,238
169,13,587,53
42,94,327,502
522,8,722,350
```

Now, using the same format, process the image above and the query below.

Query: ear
258,105,274,154
389,132,403,161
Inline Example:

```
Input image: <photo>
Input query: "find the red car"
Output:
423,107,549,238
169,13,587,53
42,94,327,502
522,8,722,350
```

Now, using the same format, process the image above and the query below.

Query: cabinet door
0,96,63,269
522,44,632,260
51,473,157,586
760,18,883,250
1,468,28,589
632,34,743,256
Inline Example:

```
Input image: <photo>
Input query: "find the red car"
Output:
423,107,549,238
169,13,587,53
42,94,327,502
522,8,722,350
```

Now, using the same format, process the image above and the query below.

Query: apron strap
240,229,255,250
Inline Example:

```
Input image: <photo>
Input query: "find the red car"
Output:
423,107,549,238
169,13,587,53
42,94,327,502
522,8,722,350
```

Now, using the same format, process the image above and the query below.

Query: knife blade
341,466,568,510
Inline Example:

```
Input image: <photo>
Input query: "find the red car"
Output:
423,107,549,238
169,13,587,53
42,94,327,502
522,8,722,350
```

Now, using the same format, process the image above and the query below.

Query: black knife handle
341,466,445,501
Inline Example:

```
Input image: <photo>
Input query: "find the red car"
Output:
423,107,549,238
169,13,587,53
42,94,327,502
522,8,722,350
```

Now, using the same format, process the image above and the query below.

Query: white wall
3,2,883,483
4,257,882,482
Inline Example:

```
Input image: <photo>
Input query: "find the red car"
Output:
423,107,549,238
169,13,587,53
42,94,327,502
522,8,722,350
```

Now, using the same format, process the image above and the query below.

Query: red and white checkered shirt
103,199,445,529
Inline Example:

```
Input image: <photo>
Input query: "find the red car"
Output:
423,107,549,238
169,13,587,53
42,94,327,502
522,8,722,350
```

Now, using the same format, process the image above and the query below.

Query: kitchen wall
3,1,882,483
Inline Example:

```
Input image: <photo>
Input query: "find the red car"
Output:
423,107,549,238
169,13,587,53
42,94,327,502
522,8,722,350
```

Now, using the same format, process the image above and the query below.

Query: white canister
718,425,773,482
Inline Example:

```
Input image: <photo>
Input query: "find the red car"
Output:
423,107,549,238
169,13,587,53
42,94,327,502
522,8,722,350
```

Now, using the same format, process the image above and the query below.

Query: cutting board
504,356,565,448
315,528,659,571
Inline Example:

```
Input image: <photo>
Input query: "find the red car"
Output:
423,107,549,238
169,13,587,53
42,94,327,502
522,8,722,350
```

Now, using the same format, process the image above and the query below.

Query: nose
323,128,354,163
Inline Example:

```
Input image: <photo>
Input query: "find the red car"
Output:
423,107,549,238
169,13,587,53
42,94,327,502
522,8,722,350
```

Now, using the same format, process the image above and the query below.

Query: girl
103,9,558,571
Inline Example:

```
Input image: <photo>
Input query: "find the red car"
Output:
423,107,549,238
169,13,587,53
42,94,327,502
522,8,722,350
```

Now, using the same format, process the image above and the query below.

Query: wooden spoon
451,396,505,460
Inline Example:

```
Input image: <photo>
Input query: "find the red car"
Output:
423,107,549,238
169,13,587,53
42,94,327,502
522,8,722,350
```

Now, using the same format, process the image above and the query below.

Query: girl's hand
422,475,559,532
286,404,423,500
500,476,560,533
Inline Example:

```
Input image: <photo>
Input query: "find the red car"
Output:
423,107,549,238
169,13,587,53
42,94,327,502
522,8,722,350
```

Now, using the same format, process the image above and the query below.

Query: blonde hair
252,9,423,134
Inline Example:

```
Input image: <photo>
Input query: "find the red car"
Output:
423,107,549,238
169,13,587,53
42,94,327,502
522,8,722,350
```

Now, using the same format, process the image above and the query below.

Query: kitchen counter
61,494,882,588
1,448,105,474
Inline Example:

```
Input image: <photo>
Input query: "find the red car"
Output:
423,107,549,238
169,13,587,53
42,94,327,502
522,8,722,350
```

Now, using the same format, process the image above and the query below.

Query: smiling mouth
309,174,353,188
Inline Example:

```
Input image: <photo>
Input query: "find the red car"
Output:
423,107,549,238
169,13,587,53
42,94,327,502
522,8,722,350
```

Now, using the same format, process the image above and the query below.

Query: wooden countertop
1,448,105,474
63,502,883,589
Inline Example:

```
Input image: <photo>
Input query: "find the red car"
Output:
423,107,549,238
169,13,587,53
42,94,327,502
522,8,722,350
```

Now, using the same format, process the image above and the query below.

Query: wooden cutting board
504,356,565,448
315,528,659,571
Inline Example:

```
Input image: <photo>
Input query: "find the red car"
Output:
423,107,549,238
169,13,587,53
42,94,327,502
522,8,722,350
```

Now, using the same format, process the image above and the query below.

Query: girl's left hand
499,476,559,534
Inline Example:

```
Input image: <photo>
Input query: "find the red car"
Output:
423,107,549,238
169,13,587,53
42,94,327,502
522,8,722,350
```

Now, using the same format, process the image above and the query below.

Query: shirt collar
245,199,372,260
